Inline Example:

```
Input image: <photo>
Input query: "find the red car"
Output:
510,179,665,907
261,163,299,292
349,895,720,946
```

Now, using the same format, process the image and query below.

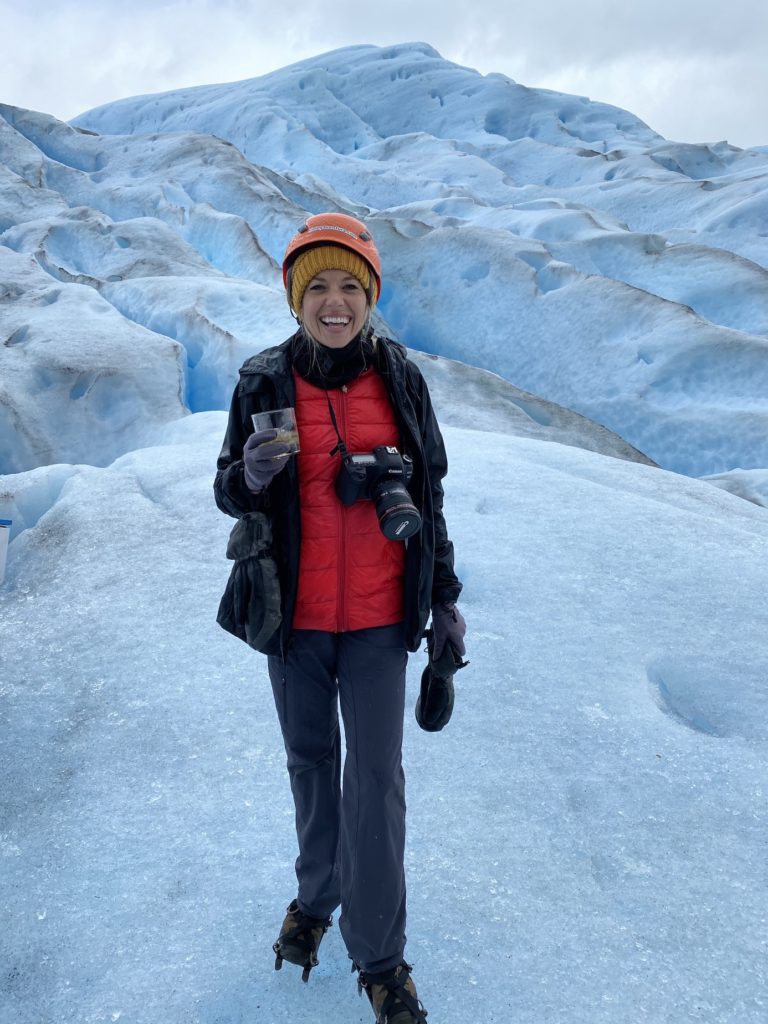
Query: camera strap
325,391,350,459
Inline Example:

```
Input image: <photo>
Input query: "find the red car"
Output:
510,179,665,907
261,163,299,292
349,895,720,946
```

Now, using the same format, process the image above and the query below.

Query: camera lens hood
379,501,421,540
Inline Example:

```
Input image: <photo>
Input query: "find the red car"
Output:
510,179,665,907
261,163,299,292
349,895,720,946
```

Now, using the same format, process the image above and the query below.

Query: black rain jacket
213,331,462,655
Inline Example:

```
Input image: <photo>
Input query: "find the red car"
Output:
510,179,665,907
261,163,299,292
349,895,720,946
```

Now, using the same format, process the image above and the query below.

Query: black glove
243,428,291,492
415,615,469,734
430,601,467,664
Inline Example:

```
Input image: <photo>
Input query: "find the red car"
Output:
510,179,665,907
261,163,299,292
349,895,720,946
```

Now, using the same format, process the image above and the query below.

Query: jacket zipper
337,384,349,631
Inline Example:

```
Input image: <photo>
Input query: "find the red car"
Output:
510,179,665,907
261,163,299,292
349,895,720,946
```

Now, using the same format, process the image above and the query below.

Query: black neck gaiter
292,330,377,390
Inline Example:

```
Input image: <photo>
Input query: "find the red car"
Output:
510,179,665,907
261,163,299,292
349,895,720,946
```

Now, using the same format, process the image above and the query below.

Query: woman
214,213,465,1024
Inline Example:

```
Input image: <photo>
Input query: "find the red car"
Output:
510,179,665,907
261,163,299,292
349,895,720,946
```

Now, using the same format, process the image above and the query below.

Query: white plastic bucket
0,519,10,584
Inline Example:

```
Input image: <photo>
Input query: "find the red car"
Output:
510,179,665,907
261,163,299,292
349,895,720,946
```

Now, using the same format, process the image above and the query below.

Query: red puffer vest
292,368,406,632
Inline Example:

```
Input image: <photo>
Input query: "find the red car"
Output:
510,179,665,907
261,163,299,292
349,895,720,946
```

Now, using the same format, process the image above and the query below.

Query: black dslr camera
335,445,421,540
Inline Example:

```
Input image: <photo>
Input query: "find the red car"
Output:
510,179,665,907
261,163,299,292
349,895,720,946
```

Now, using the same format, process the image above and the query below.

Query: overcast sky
3,0,766,149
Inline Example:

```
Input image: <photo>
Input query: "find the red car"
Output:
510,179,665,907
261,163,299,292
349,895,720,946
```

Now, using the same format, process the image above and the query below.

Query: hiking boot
272,899,333,982
357,961,428,1024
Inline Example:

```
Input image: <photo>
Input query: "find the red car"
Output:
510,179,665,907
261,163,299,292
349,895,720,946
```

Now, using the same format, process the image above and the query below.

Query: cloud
1,1,311,117
441,0,768,146
455,0,767,66
2,0,766,147
536,50,768,148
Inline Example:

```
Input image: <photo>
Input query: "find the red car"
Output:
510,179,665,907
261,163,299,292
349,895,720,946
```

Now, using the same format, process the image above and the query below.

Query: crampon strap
273,906,332,982
357,961,428,1024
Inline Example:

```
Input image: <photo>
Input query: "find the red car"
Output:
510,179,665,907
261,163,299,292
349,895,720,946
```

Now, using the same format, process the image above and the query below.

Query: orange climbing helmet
282,212,382,308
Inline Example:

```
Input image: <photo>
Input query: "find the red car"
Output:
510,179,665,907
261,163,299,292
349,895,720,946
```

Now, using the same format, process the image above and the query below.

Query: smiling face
300,269,369,349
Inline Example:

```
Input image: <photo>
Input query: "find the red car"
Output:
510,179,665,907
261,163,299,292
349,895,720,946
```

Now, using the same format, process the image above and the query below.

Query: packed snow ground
2,42,768,1024
2,416,768,1024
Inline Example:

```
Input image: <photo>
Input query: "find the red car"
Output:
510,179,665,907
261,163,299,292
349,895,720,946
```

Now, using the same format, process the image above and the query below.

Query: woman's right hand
243,429,292,492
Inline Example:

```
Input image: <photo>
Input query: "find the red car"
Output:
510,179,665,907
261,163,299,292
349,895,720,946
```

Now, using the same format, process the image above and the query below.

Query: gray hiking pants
268,624,408,974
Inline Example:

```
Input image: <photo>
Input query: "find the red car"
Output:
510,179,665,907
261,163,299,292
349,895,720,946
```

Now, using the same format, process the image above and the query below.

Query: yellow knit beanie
289,245,372,314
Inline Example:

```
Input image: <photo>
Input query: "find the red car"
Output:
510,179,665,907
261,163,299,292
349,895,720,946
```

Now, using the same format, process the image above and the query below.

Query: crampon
355,960,428,1024
272,899,333,983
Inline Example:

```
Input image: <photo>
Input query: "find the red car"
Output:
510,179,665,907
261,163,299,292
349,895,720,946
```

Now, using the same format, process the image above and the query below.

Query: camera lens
374,481,421,540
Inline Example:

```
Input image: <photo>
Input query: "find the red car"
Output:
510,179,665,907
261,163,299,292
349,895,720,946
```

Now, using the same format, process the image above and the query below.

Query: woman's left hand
431,601,466,662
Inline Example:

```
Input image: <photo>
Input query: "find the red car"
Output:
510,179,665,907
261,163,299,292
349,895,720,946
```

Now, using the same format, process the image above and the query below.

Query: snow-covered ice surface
702,468,768,509
0,247,188,472
2,416,768,1024
1,41,768,1024
0,41,767,475
71,41,768,477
